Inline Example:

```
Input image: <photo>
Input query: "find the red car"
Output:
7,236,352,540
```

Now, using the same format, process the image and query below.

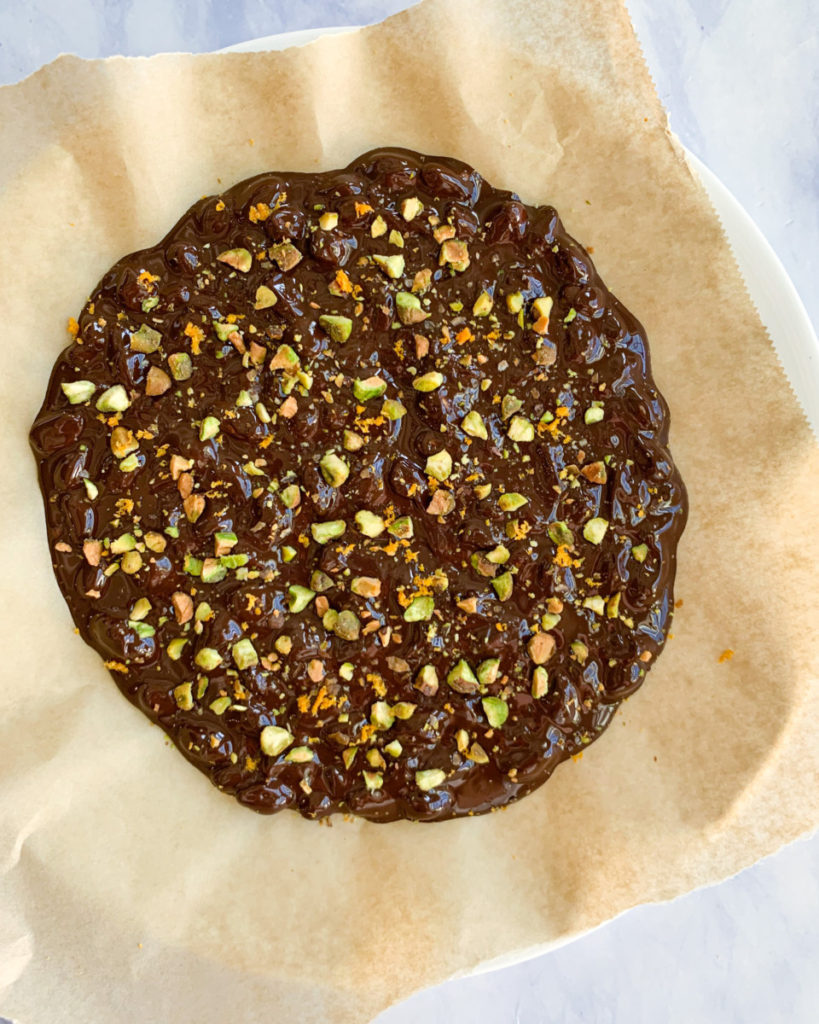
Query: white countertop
2,3,817,1022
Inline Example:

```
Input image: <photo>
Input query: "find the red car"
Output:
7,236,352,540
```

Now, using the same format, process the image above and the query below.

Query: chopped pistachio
471,552,497,578
168,352,193,381
275,635,293,655
498,492,528,512
83,479,99,500
387,516,413,539
363,770,383,791
507,415,534,442
414,664,439,696
333,610,361,641
209,696,232,715
343,429,365,452
232,637,258,670
281,545,297,563
447,658,479,694
183,554,203,576
323,609,339,630
388,228,404,248
217,247,252,273
95,385,130,412
173,682,193,710
461,410,488,440
310,570,334,593
318,211,339,230
355,510,385,537
506,291,524,314
370,215,388,238
130,597,152,621
287,585,315,613
366,749,386,769
384,740,403,758
396,291,429,325
401,196,424,221
195,647,222,670
199,416,220,441
213,320,239,342
583,595,606,615
61,380,95,404
167,637,188,661
469,742,490,764
416,768,446,791
280,484,301,509
584,404,604,425
318,314,353,343
118,454,139,473
426,489,455,516
351,576,382,598
532,666,550,698
145,366,171,396
373,253,405,279
255,401,271,424
219,553,248,569
532,296,553,320
381,398,407,420
528,632,556,665
269,344,300,372
477,658,501,687
353,376,387,401
548,521,574,546
570,640,589,663
370,701,395,730
482,696,509,728
439,239,470,271
128,620,155,639
425,449,452,481
254,284,278,310
268,241,302,271
473,290,494,316
632,544,648,563
413,371,444,392
285,746,314,763
486,545,510,565
342,748,358,770
606,592,622,618
110,532,136,554
201,559,227,584
130,324,162,353
540,612,561,630
311,519,346,544
404,595,434,622
339,662,355,681
260,725,294,757
319,451,350,488
474,483,492,500
492,571,514,602
583,517,609,545
121,551,143,574
501,394,523,420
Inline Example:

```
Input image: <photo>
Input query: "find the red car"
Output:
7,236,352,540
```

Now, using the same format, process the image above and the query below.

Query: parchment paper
1,1,818,1021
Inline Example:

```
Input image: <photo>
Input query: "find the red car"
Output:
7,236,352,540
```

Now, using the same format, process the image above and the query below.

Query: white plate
225,27,819,437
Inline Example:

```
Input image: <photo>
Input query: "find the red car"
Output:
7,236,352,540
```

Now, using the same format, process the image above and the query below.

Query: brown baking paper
1,1,818,1020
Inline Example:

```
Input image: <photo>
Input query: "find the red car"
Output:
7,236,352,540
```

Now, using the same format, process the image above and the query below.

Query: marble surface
1,2,818,1022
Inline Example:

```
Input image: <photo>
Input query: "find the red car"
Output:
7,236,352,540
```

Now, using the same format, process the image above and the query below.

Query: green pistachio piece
343,429,365,452
384,739,403,758
83,478,99,499
319,314,353,343
370,215,388,238
501,394,523,420
498,492,528,512
486,545,510,564
167,637,188,661
232,637,258,670
447,659,479,694
363,770,383,791
95,385,130,412
318,211,338,230
285,746,314,763
492,571,514,602
355,510,385,537
254,284,278,310
128,620,155,639
540,612,561,630
370,701,395,730
461,410,488,439
381,398,407,420
506,291,524,314
351,576,381,597
183,554,203,576
471,552,497,578
583,517,609,545
473,290,494,316
373,253,405,278
583,595,606,615
404,595,434,622
401,196,424,221
584,404,604,424
213,320,239,342
339,662,355,681
287,585,316,613
173,682,193,710
281,545,297,563
413,371,444,392
260,725,294,757
219,553,248,569
110,532,136,554
353,375,387,401
268,242,302,272
477,658,501,687
168,352,193,381
439,239,470,272
195,647,222,670
342,747,358,769
118,454,139,473
311,520,346,544
414,664,439,696
395,290,429,325
209,696,232,715
201,559,227,584
310,570,334,593
387,516,413,539
319,451,350,488
507,415,534,442
531,666,550,698
130,324,162,353
130,597,152,621
61,380,95,404
214,531,238,551
269,344,300,372
392,702,417,720
416,768,446,791
482,696,509,728
322,608,339,631
570,640,589,663
366,749,386,769
474,483,492,500
333,610,361,641
606,592,622,618
548,521,574,546
632,544,648,563
199,416,220,441
217,247,252,273
564,307,578,323
425,449,452,481
279,484,300,509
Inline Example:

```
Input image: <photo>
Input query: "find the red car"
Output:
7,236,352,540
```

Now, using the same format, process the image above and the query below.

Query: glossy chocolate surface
30,148,687,821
